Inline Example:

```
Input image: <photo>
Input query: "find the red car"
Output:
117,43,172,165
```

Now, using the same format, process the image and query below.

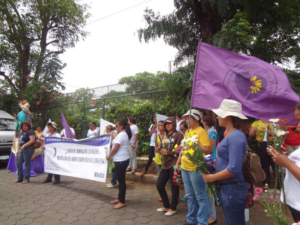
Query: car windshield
0,118,17,131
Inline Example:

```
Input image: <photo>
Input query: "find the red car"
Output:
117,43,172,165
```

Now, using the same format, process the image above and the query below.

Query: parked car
0,110,16,160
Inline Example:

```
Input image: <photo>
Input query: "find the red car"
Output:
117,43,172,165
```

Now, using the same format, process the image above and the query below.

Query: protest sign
44,134,111,183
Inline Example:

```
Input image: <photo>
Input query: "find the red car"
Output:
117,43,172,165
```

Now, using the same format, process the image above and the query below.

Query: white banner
99,118,114,135
44,134,111,183
156,113,168,123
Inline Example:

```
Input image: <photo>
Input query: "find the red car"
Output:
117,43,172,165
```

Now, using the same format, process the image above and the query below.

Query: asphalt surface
0,163,293,225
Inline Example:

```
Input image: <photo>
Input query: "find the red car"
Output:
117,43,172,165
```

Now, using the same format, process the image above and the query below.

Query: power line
86,0,152,25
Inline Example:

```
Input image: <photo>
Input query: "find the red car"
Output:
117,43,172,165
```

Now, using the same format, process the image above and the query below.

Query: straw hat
47,121,57,130
19,100,31,114
212,99,247,119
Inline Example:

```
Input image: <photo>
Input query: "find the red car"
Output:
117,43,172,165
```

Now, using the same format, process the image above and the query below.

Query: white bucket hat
47,121,57,129
212,99,247,119
182,109,201,121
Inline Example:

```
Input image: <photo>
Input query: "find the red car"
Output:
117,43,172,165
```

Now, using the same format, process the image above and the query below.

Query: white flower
276,130,287,137
269,118,279,123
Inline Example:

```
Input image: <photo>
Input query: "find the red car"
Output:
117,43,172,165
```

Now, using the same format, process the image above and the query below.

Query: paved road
0,167,292,225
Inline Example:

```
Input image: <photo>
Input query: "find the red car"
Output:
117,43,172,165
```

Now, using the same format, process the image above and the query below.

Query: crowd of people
10,98,300,224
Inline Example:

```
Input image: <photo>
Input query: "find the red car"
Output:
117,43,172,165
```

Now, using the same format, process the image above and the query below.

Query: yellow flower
188,141,193,146
188,149,195,155
172,149,175,152
250,75,262,94
183,150,188,154
174,144,178,149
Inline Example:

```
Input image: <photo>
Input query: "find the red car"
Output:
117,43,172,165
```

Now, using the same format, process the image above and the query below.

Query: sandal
22,180,29,184
110,199,119,204
43,179,51,183
140,170,147,176
53,181,60,184
13,180,22,183
126,168,131,172
113,202,126,209
131,169,136,174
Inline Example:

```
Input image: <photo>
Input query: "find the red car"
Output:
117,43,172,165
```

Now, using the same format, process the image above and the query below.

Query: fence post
102,100,106,119
83,101,87,137
153,92,157,115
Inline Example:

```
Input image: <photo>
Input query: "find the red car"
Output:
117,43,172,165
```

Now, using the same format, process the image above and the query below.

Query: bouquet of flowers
253,186,290,225
181,131,217,198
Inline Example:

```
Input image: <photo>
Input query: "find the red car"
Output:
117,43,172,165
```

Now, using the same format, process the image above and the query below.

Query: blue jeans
17,146,35,181
181,169,208,225
219,181,248,225
208,195,216,219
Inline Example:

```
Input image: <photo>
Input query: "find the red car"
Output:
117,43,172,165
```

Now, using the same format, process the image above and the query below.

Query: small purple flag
191,42,300,124
60,111,74,138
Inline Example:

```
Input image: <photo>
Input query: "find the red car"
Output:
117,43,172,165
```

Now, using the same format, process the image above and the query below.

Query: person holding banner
13,122,35,184
43,122,61,184
127,117,139,174
87,122,99,138
106,118,132,209
202,99,248,225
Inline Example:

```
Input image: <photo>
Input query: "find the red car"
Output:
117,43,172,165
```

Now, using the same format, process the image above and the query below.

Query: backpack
242,151,266,183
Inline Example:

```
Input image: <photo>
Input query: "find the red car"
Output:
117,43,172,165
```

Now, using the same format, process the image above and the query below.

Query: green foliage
138,0,300,90
0,0,90,95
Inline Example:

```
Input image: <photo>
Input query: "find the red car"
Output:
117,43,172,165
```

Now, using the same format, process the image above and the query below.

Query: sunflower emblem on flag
250,75,262,94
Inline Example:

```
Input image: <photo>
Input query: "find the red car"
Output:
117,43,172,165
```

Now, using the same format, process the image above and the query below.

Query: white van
0,110,17,160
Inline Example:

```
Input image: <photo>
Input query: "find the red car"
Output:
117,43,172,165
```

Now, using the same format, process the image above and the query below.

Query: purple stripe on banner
45,134,110,146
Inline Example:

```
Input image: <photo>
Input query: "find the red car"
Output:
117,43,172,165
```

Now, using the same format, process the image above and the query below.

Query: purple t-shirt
216,129,247,182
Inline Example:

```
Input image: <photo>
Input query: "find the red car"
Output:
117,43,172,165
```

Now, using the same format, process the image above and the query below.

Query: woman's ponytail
116,118,132,140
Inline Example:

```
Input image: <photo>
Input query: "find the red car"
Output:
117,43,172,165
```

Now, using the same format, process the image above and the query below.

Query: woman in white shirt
87,122,99,138
106,118,132,209
267,145,300,222
42,122,61,184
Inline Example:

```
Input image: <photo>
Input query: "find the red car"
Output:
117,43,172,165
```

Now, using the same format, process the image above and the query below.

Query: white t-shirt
87,128,99,138
281,147,300,211
60,128,75,137
46,132,61,138
112,130,130,162
129,124,139,144
148,124,157,147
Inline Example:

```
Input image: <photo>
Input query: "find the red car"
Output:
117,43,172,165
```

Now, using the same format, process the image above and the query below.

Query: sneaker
181,196,187,201
165,210,177,216
106,183,118,188
157,208,169,212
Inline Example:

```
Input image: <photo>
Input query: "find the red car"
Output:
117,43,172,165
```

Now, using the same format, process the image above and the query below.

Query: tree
0,0,90,96
138,0,300,68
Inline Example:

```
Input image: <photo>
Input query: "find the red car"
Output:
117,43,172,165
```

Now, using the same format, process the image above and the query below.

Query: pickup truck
0,110,17,160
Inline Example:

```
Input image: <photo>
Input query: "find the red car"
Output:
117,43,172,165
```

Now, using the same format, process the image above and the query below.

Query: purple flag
60,111,74,138
191,42,300,124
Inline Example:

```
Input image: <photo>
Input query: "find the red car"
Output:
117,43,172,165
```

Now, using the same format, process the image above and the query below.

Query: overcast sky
60,0,177,93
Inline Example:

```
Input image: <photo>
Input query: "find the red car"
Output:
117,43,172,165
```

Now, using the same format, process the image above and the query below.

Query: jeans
46,173,60,182
128,144,137,169
208,195,217,219
156,164,172,187
219,181,248,225
111,168,117,185
288,205,300,222
181,169,208,225
114,159,129,203
144,146,155,172
17,146,35,181
156,167,179,211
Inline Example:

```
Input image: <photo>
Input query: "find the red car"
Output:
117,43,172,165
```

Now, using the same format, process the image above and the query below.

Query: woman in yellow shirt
176,109,211,225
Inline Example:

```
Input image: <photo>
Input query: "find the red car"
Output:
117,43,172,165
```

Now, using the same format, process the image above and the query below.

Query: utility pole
169,61,173,75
